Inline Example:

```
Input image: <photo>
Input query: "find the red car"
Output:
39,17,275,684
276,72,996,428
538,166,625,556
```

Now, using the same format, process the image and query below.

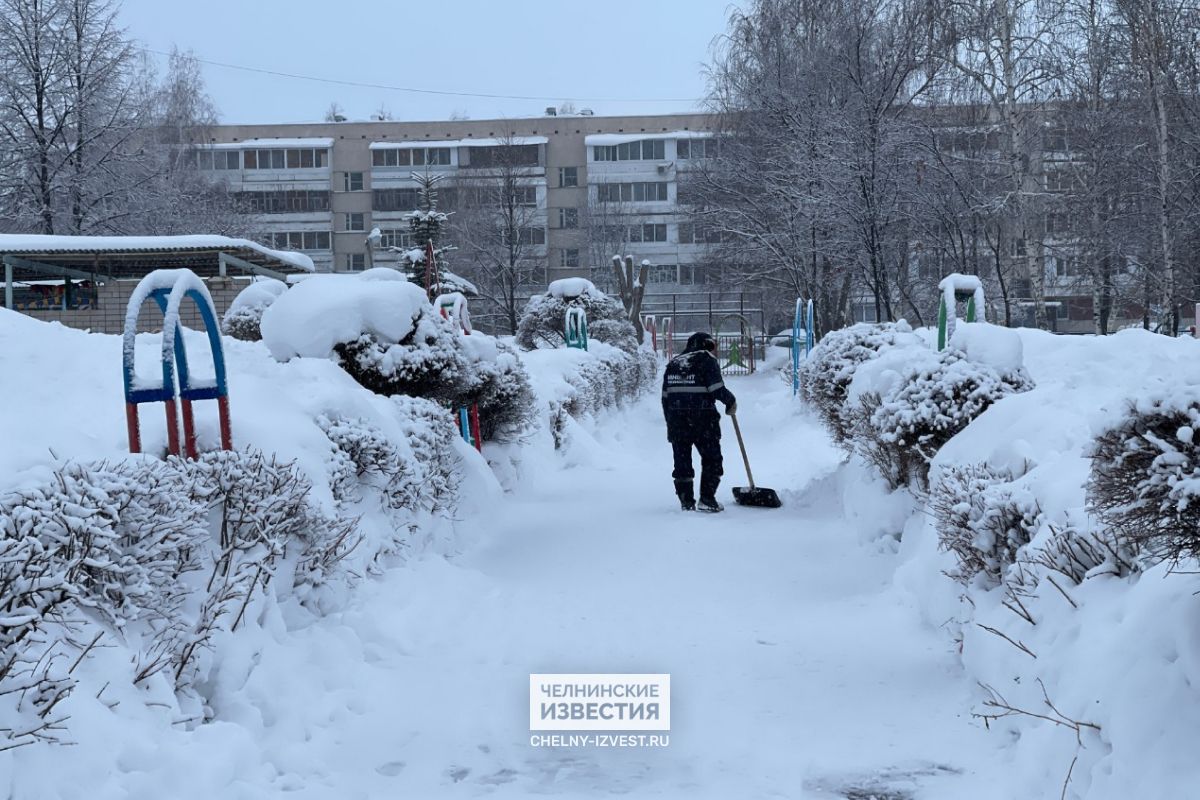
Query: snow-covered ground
9,302,1200,798
5,359,1010,799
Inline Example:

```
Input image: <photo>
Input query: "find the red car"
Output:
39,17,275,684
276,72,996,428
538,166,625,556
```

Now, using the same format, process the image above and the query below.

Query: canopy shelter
0,234,314,311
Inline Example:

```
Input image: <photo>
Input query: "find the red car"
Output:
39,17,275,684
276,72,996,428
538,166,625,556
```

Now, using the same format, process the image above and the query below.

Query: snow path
84,375,1011,799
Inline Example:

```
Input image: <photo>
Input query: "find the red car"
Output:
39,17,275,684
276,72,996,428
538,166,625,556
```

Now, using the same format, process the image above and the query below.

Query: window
236,190,331,213
512,186,537,207
646,263,678,283
344,172,364,192
558,208,578,229
371,147,450,167
678,223,729,245
198,149,240,170
379,229,412,249
592,139,666,161
595,181,668,203
266,231,331,251
345,254,366,271
518,226,547,245
1045,212,1069,236
559,166,578,187
346,212,366,232
373,188,419,211
243,148,327,170
466,144,539,168
678,265,699,285
677,138,715,159
561,248,580,268
629,223,667,243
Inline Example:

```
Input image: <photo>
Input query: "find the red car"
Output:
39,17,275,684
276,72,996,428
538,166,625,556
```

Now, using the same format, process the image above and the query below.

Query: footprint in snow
374,761,405,777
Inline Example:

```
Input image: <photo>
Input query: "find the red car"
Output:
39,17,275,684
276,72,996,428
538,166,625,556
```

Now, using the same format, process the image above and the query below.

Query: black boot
675,480,696,511
699,475,722,513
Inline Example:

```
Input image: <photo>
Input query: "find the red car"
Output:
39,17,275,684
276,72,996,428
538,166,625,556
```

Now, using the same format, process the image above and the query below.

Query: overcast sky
118,0,740,125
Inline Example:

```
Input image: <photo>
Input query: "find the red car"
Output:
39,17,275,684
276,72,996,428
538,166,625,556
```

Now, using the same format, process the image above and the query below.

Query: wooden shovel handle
730,412,756,489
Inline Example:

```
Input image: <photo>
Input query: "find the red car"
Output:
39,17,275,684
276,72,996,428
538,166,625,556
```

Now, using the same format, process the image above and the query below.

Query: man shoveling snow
662,332,737,512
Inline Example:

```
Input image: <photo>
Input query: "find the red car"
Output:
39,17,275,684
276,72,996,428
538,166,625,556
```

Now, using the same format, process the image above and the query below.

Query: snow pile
0,305,501,768
222,277,287,341
260,270,429,361
824,326,1200,798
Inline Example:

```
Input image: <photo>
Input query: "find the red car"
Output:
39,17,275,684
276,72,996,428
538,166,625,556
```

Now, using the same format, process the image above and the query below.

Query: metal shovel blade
732,485,782,508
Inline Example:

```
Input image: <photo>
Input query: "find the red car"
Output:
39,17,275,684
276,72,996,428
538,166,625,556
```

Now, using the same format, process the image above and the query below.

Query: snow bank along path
43,373,1003,799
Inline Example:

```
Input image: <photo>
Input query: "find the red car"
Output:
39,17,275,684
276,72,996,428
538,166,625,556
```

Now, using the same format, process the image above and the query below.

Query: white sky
118,0,741,124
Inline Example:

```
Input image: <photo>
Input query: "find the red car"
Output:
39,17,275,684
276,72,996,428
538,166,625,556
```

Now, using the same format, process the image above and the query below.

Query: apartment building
198,112,717,290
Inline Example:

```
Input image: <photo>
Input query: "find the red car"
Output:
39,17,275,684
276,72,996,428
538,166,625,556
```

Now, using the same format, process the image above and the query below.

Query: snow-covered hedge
515,280,636,351
856,348,1034,489
522,342,658,448
931,462,1042,586
261,270,536,443
799,321,921,444
1088,394,1200,564
221,278,287,341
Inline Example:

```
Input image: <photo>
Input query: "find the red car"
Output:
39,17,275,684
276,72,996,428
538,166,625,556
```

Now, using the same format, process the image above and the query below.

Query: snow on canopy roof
0,234,315,272
369,136,548,150
204,137,334,150
585,131,713,146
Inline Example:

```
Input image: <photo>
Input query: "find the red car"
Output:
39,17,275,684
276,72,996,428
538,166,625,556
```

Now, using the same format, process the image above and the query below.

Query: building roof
369,136,549,150
0,234,314,283
205,137,335,149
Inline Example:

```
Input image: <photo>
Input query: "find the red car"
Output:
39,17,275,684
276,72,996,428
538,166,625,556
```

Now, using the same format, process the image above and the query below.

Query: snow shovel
729,412,782,508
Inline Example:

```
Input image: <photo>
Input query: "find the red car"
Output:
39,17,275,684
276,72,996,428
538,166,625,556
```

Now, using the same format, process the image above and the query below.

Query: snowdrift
816,322,1200,799
0,299,659,789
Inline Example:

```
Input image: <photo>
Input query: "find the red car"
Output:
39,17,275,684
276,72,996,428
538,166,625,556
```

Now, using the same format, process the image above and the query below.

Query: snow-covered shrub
799,321,918,444
389,396,461,516
1088,395,1200,564
222,278,287,341
1026,522,1140,585
333,311,474,405
857,349,1033,489
931,462,1042,587
515,280,634,351
465,339,537,442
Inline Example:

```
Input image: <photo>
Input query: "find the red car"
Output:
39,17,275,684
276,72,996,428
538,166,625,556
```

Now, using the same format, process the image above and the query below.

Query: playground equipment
661,316,675,358
716,313,756,376
122,269,232,458
643,314,658,352
565,306,588,350
937,274,986,351
435,291,482,452
790,299,816,395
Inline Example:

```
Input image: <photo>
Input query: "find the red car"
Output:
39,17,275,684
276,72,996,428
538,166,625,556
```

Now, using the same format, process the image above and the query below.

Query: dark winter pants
671,437,724,500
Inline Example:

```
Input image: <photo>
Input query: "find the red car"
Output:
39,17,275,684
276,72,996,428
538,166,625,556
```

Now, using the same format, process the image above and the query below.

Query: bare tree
449,132,548,333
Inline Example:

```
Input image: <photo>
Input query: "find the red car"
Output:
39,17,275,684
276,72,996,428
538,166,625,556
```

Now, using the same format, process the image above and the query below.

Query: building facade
199,113,718,292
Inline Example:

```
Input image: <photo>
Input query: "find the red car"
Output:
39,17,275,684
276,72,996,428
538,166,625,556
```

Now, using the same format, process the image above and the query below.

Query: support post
4,259,12,310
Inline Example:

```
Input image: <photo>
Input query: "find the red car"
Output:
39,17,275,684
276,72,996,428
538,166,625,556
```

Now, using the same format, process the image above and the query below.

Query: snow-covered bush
799,321,918,444
856,349,1034,489
1026,522,1140,585
263,271,534,442
333,316,473,405
464,339,537,442
1088,395,1200,564
222,278,287,341
515,279,635,351
389,396,461,517
931,462,1042,586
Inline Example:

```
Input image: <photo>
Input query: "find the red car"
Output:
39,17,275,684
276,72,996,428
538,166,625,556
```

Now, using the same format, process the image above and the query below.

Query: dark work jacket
661,348,737,442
